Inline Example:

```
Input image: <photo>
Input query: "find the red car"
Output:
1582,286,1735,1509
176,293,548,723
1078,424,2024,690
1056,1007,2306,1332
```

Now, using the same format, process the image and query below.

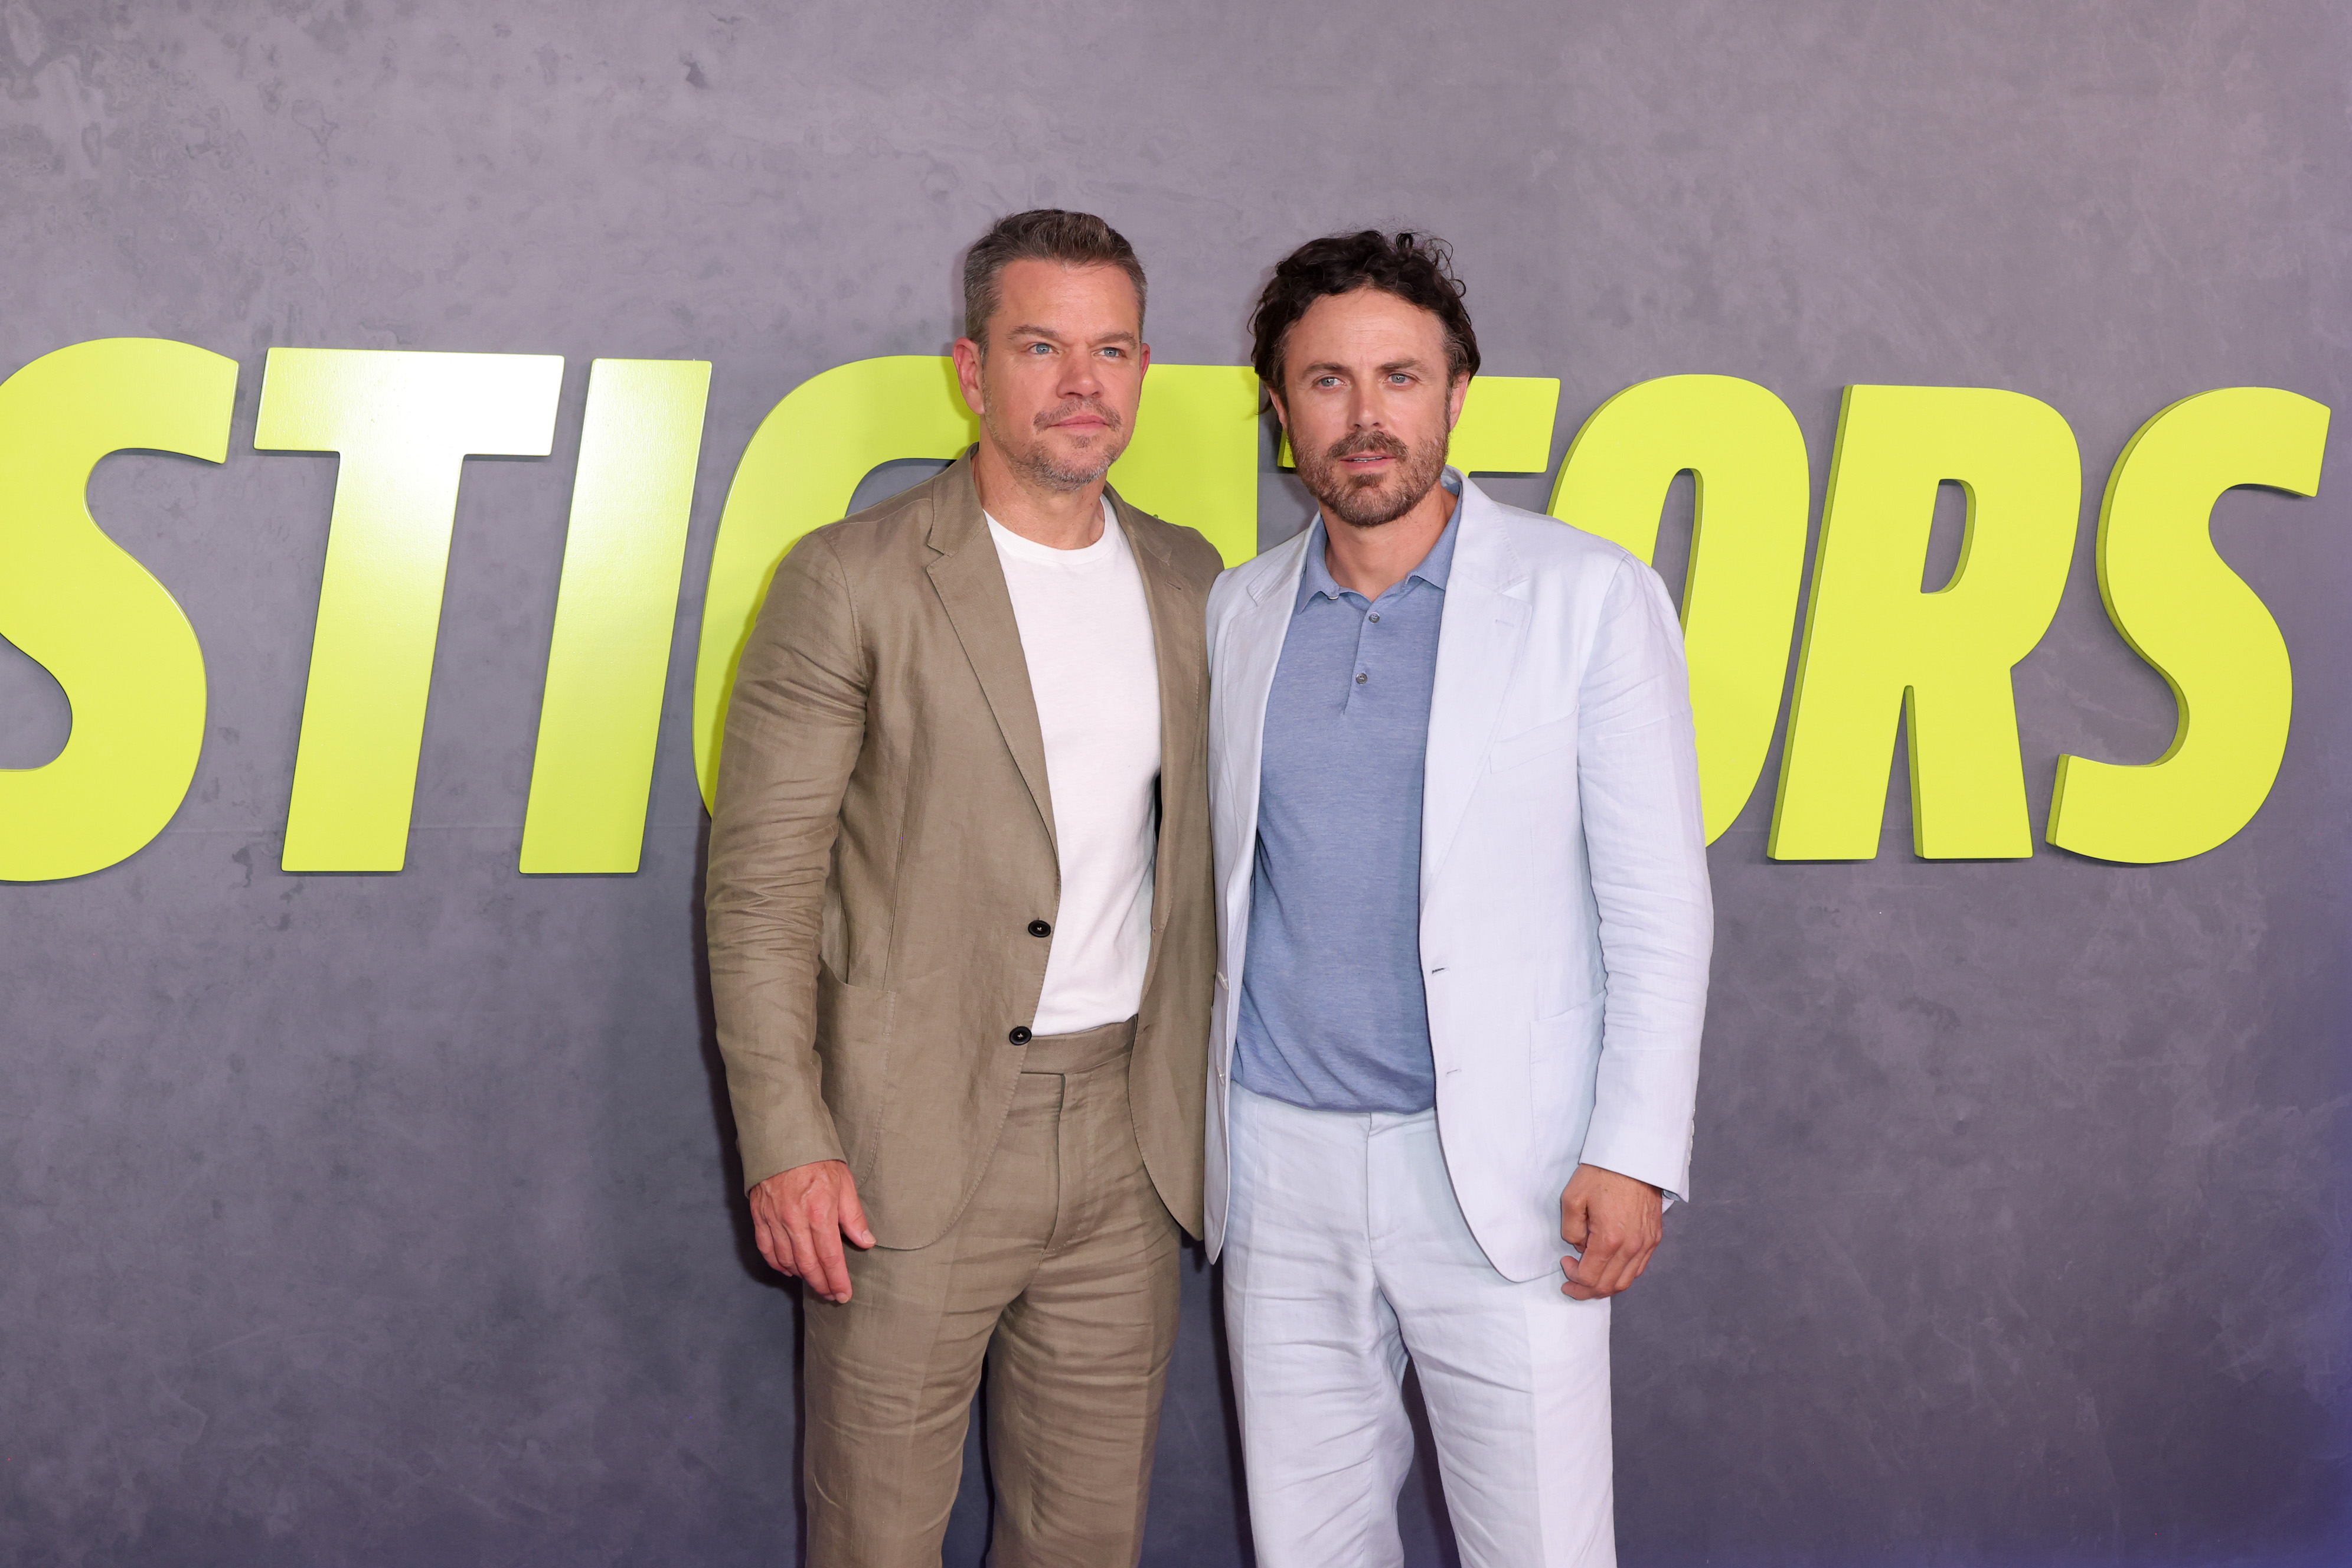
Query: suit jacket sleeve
704,530,866,1190
1574,554,1714,1202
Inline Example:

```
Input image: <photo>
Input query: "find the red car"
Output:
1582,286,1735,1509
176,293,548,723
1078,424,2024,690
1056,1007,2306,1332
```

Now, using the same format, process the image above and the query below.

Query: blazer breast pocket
1487,714,1580,774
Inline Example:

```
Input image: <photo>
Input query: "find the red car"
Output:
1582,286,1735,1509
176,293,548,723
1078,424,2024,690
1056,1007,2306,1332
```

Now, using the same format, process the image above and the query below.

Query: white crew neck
985,496,1121,567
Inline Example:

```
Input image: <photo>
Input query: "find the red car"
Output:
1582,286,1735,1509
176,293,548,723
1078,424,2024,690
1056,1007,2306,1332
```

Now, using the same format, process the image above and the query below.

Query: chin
1021,444,1117,491
1321,480,1406,528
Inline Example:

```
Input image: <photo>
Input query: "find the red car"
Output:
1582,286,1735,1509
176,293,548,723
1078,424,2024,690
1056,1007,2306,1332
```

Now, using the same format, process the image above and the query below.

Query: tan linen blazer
705,454,1223,1247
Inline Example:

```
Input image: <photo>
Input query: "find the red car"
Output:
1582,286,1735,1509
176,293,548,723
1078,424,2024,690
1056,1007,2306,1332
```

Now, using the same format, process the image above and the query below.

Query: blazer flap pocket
1488,714,1579,773
1530,992,1602,1061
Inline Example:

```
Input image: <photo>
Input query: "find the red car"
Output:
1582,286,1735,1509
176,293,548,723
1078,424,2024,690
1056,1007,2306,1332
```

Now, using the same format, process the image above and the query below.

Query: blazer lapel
1112,489,1198,948
1422,483,1531,899
925,455,1057,854
1214,525,1314,960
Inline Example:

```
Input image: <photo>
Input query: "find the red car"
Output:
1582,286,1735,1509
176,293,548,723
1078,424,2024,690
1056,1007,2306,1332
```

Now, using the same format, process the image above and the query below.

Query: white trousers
1223,1081,1616,1568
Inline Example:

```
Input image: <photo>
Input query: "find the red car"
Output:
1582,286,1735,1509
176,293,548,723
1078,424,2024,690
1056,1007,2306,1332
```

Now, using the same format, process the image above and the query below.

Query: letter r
1769,386,2080,860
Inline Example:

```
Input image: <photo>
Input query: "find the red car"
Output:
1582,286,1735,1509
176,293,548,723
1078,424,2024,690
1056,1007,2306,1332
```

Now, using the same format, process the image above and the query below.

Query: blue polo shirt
1232,478,1462,1115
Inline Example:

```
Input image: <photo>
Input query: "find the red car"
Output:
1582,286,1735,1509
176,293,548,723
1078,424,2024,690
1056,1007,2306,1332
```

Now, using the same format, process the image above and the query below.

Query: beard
987,395,1130,492
1296,424,1450,530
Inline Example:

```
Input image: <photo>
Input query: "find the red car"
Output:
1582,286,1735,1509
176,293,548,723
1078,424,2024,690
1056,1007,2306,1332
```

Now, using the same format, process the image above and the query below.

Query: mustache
1324,428,1410,464
1034,396,1124,433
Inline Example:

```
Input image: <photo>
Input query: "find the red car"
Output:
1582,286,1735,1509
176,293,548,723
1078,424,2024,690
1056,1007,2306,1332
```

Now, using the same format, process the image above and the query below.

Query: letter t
257,348,563,871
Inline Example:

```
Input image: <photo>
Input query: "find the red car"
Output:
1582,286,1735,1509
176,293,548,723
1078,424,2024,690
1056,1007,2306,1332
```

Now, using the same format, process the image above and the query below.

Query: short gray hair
962,209,1147,350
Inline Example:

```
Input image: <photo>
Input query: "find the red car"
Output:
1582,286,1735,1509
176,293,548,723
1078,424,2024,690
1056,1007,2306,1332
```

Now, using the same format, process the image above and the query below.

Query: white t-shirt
986,499,1163,1035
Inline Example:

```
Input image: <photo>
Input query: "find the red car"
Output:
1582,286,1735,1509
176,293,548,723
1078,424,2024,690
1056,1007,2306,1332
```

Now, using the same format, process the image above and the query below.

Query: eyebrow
1298,357,1430,377
1004,324,1141,347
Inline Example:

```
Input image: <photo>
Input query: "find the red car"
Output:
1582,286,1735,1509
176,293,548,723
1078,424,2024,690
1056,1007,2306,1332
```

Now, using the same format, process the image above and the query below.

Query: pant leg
1223,1082,1417,1568
984,1031,1182,1568
801,1070,1061,1568
1372,1109,1616,1568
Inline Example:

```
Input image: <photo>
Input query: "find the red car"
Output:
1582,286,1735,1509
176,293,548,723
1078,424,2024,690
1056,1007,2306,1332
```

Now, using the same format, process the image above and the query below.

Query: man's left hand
1559,1164,1664,1300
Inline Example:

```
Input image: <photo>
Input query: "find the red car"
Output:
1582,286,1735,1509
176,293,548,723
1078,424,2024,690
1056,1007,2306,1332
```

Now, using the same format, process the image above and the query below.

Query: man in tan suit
704,210,1222,1567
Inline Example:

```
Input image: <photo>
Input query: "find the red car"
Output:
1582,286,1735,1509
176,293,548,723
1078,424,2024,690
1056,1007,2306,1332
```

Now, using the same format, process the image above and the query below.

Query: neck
971,439,1109,550
1321,480,1457,600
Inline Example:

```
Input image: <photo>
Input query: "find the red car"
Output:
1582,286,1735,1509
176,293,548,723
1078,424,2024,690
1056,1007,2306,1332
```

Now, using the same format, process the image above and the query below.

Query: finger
782,1216,828,1292
1559,1231,1590,1288
803,1188,851,1302
809,1203,853,1303
1561,1250,1600,1298
1592,1246,1639,1296
753,1208,795,1276
753,1214,792,1275
837,1177,876,1250
1602,1216,1661,1285
752,1187,798,1272
1570,1231,1631,1296
1560,1195,1590,1249
1592,1231,1657,1296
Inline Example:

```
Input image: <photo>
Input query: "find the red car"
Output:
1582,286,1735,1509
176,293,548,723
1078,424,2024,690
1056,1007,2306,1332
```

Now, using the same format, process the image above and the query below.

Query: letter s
0,338,236,881
2047,387,2329,862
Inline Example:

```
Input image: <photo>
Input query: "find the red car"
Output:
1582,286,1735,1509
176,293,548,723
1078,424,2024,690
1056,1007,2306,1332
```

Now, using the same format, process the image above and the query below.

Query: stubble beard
986,395,1129,493
1298,426,1451,530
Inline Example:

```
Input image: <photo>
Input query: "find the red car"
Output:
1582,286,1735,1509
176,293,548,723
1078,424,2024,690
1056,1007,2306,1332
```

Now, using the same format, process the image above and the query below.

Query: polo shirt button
1008,1026,1033,1046
1368,612,1381,623
1027,919,1052,937
1355,672,1368,684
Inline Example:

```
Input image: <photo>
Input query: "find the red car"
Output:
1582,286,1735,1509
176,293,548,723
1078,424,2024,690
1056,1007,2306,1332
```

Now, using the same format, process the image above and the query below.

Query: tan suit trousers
802,1019,1181,1567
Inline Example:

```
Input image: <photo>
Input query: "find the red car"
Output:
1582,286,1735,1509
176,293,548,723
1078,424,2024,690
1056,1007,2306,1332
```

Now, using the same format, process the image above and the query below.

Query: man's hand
1559,1163,1664,1300
749,1159,875,1304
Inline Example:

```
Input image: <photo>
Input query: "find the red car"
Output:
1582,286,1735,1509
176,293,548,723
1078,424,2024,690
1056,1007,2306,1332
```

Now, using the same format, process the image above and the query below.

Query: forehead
989,258,1142,335
1286,287,1448,366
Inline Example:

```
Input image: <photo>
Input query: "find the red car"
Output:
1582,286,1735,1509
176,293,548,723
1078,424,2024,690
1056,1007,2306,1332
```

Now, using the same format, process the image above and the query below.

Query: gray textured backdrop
3,2,2348,1564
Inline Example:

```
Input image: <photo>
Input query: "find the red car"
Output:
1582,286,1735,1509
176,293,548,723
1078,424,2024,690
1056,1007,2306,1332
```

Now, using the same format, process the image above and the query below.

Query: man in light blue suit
1204,230,1714,1568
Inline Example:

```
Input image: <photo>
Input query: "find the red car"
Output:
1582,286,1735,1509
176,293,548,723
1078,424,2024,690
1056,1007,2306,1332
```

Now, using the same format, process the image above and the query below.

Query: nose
1059,351,1103,398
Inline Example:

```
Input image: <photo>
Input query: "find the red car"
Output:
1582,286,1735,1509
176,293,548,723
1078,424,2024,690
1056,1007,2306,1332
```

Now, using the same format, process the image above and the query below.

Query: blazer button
1027,919,1052,937
1008,1026,1033,1046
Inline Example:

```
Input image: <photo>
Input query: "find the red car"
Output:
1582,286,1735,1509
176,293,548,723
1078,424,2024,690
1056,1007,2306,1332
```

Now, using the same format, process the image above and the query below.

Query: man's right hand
749,1159,874,1304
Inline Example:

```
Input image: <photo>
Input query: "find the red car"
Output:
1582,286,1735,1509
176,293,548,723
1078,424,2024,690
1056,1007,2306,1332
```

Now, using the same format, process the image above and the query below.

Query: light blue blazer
1204,473,1714,1282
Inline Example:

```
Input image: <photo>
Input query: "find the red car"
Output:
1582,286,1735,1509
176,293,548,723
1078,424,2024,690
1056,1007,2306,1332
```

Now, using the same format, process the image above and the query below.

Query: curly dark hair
1248,230,1480,404
962,209,1147,351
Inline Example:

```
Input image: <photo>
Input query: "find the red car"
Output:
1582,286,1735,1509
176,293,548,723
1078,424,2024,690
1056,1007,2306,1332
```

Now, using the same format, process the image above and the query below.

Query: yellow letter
257,348,563,871
0,339,235,881
1769,386,2080,860
1105,362,1260,566
2046,388,2329,862
1550,375,1810,842
520,359,712,874
692,357,978,806
1449,376,1562,475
